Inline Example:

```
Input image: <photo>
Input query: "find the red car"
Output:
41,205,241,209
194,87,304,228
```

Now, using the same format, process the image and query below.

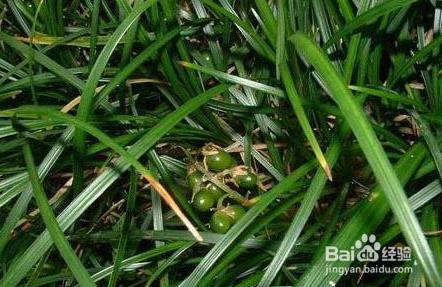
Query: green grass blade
411,111,442,181
388,35,442,87
6,0,31,36
257,137,341,286
88,0,100,70
90,242,188,282
22,141,96,287
409,180,442,210
297,142,426,286
255,0,277,45
275,0,285,79
0,127,74,255
0,27,183,254
148,150,208,230
421,204,442,268
202,0,275,61
146,243,194,287
290,31,442,286
179,61,285,98
280,62,332,180
0,84,228,287
179,160,317,287
349,85,427,109
72,0,159,194
197,189,306,286
191,0,224,70
107,168,138,287
97,26,183,107
2,2,442,286
0,32,85,90
12,108,158,185
324,0,418,48
197,1,332,178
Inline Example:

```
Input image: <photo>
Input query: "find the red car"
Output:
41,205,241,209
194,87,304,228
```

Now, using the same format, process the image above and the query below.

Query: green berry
24,1,35,11
187,168,203,193
205,183,224,200
232,166,257,189
192,189,215,212
235,173,257,189
206,150,233,172
201,51,212,63
210,210,232,234
224,205,246,222
203,144,233,172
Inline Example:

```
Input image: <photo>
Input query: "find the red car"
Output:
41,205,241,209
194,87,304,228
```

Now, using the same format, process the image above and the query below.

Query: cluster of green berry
186,143,259,234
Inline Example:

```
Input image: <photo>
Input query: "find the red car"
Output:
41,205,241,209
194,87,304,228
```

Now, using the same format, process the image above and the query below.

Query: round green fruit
203,144,233,172
201,51,212,63
192,190,215,212
232,166,257,189
224,205,246,222
205,183,224,200
187,168,203,193
210,210,232,234
205,151,233,172
24,1,35,11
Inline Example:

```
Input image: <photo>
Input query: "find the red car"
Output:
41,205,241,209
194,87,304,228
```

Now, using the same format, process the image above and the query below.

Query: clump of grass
0,1,442,286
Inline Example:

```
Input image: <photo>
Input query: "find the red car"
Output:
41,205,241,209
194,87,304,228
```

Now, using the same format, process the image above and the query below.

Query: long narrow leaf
179,159,317,287
0,84,228,287
72,0,159,193
179,61,285,98
324,0,418,48
290,32,442,286
22,141,96,287
258,137,341,286
0,32,85,90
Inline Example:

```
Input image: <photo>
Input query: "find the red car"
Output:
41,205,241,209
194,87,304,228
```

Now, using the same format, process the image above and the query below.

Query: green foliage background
0,0,442,286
